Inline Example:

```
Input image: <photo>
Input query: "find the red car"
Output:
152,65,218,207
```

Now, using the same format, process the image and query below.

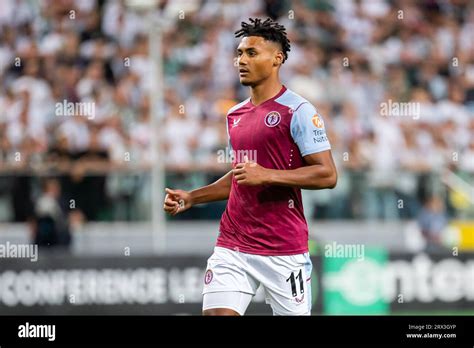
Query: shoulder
274,88,316,114
227,98,251,115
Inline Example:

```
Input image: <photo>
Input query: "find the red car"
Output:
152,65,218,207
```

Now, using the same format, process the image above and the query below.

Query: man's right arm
190,170,233,204
164,170,233,216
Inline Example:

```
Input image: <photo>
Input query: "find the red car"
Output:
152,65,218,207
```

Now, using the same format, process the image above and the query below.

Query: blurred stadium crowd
0,0,473,224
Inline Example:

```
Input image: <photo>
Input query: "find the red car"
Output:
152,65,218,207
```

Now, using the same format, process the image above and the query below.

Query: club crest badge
204,269,213,284
264,111,281,127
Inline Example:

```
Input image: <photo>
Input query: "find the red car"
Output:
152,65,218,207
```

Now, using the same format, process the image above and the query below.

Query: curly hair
235,18,291,63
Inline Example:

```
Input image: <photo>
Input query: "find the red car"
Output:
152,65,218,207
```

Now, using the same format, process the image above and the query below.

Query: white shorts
202,246,312,315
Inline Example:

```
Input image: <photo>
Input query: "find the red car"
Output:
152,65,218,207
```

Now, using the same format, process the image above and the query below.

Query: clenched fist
232,155,269,186
163,188,193,216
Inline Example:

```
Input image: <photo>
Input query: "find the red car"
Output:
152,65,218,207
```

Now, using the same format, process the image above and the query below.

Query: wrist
188,190,197,206
263,168,275,185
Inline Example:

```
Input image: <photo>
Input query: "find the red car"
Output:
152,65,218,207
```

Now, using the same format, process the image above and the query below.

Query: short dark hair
235,18,291,63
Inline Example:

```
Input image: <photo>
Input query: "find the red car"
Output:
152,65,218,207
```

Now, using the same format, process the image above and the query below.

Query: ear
273,51,284,67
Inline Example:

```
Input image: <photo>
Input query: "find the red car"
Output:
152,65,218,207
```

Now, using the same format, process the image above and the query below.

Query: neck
249,76,282,106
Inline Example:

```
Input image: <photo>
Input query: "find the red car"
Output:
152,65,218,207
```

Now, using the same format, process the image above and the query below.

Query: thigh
202,247,259,296
202,291,253,316
257,253,313,316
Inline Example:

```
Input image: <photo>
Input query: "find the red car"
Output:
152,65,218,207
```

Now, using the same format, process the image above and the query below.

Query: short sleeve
290,102,331,157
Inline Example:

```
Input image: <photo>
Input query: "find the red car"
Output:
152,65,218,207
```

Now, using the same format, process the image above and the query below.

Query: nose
238,55,248,66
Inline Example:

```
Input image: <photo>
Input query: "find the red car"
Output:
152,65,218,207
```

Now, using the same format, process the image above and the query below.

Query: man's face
237,36,283,87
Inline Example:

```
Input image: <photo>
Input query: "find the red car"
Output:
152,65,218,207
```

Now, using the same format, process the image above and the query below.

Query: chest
228,106,292,151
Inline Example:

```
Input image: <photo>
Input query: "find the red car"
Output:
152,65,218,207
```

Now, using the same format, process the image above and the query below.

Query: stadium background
0,0,473,315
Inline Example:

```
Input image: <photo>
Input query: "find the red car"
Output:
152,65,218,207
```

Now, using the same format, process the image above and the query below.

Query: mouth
239,68,249,76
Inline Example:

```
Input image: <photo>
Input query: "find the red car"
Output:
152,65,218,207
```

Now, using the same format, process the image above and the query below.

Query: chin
240,79,254,87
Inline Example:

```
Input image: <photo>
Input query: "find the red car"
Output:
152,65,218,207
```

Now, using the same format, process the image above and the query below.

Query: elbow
327,175,337,189
309,170,337,190
324,170,338,189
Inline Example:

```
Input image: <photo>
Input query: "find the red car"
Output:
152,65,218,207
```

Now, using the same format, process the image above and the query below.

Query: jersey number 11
286,269,304,297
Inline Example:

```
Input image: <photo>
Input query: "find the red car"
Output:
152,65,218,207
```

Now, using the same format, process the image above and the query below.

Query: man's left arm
232,150,337,190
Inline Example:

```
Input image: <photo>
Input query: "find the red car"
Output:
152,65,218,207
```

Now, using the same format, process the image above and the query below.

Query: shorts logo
312,114,324,128
264,111,281,127
204,269,213,284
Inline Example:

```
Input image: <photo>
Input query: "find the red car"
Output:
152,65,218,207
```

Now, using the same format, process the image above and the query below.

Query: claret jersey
217,85,331,255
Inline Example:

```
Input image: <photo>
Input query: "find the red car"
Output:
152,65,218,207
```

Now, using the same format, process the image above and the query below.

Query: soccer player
163,18,337,316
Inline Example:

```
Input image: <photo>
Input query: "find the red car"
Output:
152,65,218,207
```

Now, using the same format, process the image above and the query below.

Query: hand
232,156,269,186
163,188,193,216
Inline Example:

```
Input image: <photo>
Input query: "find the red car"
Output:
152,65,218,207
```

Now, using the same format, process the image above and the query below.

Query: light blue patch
289,103,331,157
276,88,331,157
